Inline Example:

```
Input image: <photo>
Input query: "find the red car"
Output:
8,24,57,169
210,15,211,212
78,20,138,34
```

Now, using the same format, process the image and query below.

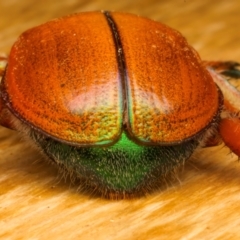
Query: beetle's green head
30,130,199,199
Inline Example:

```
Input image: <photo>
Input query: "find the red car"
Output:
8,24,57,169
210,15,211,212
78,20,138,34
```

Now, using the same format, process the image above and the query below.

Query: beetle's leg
206,61,240,114
0,54,15,130
0,54,8,112
218,118,240,156
0,54,7,80
204,61,240,79
207,63,240,156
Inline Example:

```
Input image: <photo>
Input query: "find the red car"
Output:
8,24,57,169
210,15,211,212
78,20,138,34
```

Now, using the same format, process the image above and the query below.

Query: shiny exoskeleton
0,11,240,198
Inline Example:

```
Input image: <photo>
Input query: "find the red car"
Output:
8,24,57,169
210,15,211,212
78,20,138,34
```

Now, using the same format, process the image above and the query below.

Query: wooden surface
1,0,240,239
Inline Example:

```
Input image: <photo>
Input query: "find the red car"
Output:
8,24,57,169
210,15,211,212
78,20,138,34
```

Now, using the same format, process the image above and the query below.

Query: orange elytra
0,11,240,198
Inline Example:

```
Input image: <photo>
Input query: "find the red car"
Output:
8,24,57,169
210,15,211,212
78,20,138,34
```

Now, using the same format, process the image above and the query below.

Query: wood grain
0,0,240,239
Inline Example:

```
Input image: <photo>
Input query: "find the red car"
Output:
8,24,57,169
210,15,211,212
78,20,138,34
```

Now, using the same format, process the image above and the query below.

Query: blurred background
1,0,240,60
0,0,240,239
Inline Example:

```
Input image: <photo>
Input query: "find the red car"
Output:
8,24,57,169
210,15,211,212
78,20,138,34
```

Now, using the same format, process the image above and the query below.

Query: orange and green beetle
0,11,240,198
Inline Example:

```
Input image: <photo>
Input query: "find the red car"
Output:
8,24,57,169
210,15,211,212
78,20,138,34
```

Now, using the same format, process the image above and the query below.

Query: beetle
0,11,240,199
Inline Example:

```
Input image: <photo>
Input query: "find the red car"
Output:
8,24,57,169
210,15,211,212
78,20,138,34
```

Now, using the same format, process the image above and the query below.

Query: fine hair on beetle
0,104,221,199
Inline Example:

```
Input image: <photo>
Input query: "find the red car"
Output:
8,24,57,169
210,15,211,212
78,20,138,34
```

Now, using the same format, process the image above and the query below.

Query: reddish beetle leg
0,54,7,79
207,61,240,156
0,55,13,130
0,54,7,108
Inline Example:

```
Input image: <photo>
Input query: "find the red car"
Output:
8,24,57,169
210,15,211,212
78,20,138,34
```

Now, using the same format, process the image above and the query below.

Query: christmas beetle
0,11,240,199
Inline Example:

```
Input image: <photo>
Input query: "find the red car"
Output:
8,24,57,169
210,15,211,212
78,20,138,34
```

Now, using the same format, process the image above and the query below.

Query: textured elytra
2,11,220,146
